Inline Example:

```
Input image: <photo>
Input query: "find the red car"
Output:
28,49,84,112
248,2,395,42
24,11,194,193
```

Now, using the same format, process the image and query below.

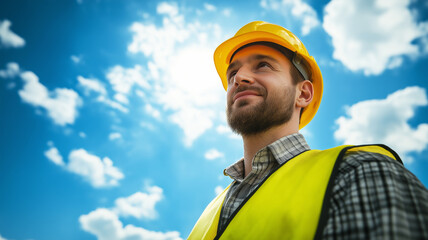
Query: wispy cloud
96,95,129,113
145,104,161,119
45,146,65,166
106,65,150,105
215,185,225,196
71,55,82,64
204,3,216,11
77,75,129,113
204,148,224,160
323,0,428,75
78,76,107,96
109,132,122,141
334,86,428,162
0,19,25,48
0,62,20,78
260,0,320,35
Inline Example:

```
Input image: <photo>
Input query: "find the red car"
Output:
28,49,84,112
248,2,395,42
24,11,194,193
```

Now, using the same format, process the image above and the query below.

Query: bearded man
188,21,428,240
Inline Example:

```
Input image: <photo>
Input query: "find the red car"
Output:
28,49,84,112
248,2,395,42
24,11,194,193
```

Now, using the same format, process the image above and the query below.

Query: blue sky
0,0,427,239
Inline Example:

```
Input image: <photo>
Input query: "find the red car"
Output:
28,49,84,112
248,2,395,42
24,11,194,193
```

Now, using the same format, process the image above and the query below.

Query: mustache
233,85,266,97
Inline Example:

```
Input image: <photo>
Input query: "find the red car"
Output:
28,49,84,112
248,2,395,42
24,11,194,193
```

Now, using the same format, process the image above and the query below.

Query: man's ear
296,80,313,108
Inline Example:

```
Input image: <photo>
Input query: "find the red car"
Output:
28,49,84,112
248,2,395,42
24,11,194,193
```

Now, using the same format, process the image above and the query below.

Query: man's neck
242,123,298,177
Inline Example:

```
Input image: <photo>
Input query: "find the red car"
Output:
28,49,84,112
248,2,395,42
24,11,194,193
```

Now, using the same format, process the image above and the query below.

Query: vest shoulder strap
314,144,402,239
188,185,230,240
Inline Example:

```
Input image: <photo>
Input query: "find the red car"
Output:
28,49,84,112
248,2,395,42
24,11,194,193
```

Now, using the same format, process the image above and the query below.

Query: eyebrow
227,54,279,74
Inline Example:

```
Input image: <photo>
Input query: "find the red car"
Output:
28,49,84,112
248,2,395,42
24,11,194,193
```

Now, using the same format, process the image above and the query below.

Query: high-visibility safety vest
188,145,402,240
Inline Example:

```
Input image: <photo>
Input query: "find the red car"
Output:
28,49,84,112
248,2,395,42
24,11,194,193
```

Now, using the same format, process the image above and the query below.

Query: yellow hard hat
214,21,323,129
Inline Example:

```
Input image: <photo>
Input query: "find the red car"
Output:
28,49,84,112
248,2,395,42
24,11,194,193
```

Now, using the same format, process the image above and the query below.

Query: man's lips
233,90,261,102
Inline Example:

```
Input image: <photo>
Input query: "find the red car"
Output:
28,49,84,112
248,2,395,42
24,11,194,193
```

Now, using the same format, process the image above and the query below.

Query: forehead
229,44,289,66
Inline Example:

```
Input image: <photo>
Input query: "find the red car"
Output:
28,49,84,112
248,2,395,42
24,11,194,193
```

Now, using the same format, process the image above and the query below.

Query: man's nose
233,67,254,86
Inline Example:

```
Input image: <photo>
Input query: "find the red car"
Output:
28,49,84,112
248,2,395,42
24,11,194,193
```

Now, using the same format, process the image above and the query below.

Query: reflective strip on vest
188,145,400,240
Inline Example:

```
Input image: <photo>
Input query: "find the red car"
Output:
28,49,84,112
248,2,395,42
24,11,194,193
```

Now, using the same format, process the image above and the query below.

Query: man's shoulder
342,145,399,164
337,145,401,173
333,144,425,189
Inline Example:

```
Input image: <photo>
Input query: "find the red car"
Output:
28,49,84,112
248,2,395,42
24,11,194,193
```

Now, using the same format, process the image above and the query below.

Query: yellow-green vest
188,145,401,240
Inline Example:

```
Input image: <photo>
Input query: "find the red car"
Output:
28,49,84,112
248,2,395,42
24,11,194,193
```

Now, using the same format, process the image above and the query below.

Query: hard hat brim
214,31,323,129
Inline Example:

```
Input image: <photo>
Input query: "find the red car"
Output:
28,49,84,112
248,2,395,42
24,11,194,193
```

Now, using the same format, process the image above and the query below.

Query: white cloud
204,149,224,160
216,124,240,139
80,185,182,240
127,2,225,146
157,2,179,17
0,62,20,78
67,149,124,188
78,75,107,96
145,104,161,119
0,62,19,90
260,0,320,35
103,64,150,108
71,55,82,63
298,127,312,138
45,146,65,166
97,95,129,113
0,19,25,48
216,125,230,134
323,0,428,75
114,93,129,105
140,122,155,131
334,86,428,163
18,71,82,126
109,132,122,141
222,8,231,17
77,75,132,113
128,11,189,67
77,75,133,113
169,107,214,146
0,233,8,240
79,208,182,240
45,144,124,187
215,185,225,196
79,132,87,138
106,65,149,97
204,3,216,11
113,185,163,219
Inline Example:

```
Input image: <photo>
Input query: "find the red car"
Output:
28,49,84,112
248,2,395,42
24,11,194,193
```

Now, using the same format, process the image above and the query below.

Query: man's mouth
233,90,261,102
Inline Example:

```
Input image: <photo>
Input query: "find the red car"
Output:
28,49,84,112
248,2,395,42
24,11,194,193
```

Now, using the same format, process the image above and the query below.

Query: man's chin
229,103,257,116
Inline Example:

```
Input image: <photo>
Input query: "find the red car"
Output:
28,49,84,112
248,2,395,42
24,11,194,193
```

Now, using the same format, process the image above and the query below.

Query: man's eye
227,71,237,82
257,62,271,69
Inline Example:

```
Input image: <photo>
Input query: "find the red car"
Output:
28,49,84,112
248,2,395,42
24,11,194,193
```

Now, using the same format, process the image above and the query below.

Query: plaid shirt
219,133,428,239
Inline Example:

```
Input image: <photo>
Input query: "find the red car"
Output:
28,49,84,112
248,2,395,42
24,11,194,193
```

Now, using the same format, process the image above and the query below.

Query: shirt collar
224,133,310,181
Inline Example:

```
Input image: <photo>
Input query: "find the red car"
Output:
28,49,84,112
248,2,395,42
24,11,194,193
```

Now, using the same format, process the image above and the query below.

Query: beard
226,85,295,136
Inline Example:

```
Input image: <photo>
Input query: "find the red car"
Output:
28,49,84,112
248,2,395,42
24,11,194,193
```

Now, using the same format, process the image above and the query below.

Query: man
188,21,428,239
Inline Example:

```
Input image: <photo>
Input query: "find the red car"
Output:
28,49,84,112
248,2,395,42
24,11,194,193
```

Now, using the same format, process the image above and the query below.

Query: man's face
226,44,297,136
